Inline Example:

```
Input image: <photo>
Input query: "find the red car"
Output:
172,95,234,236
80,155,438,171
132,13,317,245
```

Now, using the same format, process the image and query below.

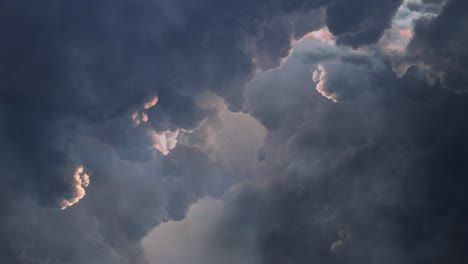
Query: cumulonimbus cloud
0,0,435,263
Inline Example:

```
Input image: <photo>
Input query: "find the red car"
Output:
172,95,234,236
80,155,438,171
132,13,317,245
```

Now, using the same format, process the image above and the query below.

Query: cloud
0,0,429,263
0,0,406,207
326,0,404,47
149,130,180,156
133,97,158,125
144,97,159,110
218,29,468,264
143,197,258,264
300,28,335,44
396,0,468,93
60,165,90,210
313,64,338,102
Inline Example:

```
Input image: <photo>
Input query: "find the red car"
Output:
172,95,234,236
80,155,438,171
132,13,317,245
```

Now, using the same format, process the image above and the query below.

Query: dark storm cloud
326,0,403,47
213,38,468,264
78,139,237,260
0,136,238,264
0,0,411,263
404,0,468,93
0,0,405,205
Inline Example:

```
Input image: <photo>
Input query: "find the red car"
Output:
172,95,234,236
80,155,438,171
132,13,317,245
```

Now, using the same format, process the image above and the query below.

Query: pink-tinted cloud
313,64,338,103
300,28,335,44
150,130,180,156
144,96,159,110
60,165,90,210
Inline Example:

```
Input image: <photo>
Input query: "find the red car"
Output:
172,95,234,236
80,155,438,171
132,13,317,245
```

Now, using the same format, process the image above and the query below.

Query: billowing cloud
313,64,338,102
377,0,446,76
392,0,468,93
326,0,404,46
300,28,335,44
133,96,159,126
8,0,468,264
150,130,180,156
0,0,407,210
144,97,159,110
143,197,258,264
60,165,90,210
215,28,468,264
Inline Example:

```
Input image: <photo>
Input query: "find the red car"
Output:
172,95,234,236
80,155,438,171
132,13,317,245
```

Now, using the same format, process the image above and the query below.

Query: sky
1,0,468,263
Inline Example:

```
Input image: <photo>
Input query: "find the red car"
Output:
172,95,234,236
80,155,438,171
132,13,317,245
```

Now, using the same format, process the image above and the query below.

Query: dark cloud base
1,0,468,263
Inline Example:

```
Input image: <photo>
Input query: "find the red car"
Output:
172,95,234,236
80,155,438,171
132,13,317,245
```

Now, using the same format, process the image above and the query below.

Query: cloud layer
1,0,468,263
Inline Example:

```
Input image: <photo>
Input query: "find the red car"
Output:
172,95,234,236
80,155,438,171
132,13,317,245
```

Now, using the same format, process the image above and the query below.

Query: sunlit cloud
132,112,143,126
381,0,446,78
150,130,180,156
313,64,338,103
60,165,90,210
144,96,159,110
133,96,159,126
141,112,149,122
299,28,335,44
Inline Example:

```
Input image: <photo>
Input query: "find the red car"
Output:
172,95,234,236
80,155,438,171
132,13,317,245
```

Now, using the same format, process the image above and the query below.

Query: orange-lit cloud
300,28,335,44
313,64,338,103
60,165,90,210
381,27,414,54
150,130,180,156
132,111,150,126
132,112,142,126
399,28,413,39
141,112,149,122
144,96,159,110
133,97,158,126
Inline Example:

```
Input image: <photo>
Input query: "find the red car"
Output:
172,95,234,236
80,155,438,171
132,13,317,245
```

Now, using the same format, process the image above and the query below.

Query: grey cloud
143,197,259,264
0,0,411,263
218,36,468,264
0,0,405,207
404,0,468,93
406,1,444,14
326,0,404,47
